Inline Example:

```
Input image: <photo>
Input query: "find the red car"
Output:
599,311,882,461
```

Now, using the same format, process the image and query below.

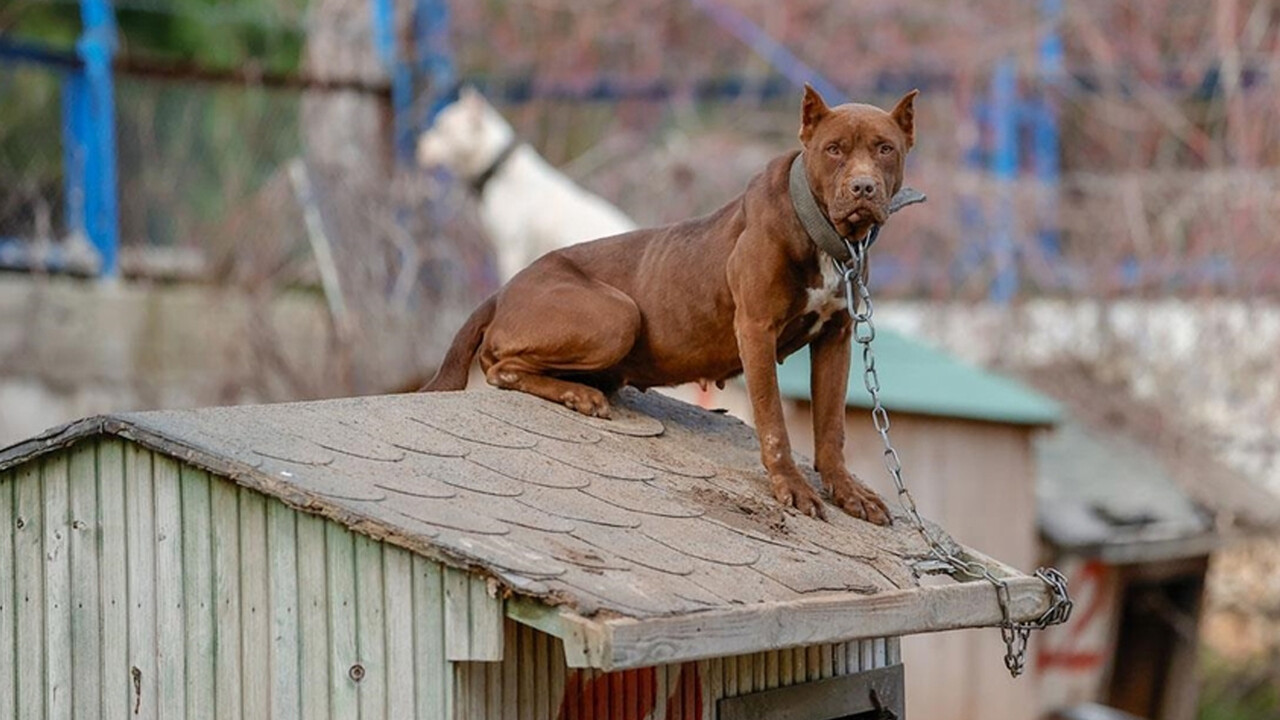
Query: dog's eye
878,143,895,156
825,143,842,157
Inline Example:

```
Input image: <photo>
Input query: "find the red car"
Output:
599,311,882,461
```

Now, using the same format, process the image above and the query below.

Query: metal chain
838,234,1073,678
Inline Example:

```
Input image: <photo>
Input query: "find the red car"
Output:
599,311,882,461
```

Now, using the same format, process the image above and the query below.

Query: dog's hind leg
480,277,642,418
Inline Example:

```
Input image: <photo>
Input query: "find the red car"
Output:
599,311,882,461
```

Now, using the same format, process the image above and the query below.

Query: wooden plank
153,455,185,719
599,577,1051,670
354,534,387,720
516,622,532,720
778,643,793,687
470,575,504,662
723,653,737,698
0,470,16,720
180,466,214,720
413,557,447,720
210,476,242,719
503,620,520,720
239,490,270,719
14,462,44,720
549,635,566,720
68,444,102,720
819,644,834,679
534,628,551,720
487,653,502,720
383,546,415,720
717,664,905,720
43,453,72,719
887,637,901,665
444,567,471,661
123,445,157,720
326,522,359,719
833,641,846,677
792,647,806,685
738,651,753,694
296,513,330,720
98,440,129,720
266,499,300,720
764,650,780,690
860,640,873,672
873,638,888,669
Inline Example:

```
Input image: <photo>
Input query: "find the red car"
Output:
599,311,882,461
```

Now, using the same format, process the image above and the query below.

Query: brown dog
424,85,918,524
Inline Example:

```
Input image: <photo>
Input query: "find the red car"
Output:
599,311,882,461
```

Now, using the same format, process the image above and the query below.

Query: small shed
771,329,1061,720
0,388,1055,720
1030,369,1280,720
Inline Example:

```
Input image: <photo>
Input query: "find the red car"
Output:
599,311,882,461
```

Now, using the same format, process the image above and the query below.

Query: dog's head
416,86,513,176
798,85,917,239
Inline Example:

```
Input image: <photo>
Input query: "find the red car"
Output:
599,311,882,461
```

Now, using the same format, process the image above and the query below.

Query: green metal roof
775,328,1061,426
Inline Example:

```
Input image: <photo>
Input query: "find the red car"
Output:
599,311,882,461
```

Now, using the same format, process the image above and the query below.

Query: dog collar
788,153,927,264
469,136,522,196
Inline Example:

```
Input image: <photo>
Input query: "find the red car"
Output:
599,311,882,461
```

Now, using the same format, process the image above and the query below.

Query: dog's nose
849,176,877,199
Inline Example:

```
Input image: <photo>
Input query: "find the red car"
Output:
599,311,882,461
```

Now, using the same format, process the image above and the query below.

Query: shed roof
0,387,1053,669
1029,366,1280,563
776,329,1061,426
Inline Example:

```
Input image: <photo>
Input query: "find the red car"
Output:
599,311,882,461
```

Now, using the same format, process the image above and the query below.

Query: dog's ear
890,89,919,150
799,83,830,144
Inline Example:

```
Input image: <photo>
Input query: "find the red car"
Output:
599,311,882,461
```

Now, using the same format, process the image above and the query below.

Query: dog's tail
421,295,497,392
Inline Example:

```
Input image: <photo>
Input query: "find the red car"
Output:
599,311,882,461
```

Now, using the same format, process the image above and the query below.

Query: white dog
416,87,638,282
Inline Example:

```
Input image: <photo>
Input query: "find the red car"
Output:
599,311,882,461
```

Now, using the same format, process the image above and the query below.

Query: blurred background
2,0,1279,718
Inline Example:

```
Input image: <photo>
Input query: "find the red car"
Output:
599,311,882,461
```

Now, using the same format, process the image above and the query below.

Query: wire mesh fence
2,0,1279,302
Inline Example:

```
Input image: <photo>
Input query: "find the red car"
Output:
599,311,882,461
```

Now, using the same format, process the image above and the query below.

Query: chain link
838,236,1073,678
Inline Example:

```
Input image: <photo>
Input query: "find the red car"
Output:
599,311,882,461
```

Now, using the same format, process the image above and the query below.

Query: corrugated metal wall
0,439,900,720
455,619,900,719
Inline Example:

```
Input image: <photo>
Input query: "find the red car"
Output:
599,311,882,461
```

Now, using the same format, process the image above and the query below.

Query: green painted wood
297,512,330,720
15,461,44,719
382,546,415,720
43,453,72,719
412,556,447,720
774,330,1060,426
98,440,130,720
354,534,387,719
154,455,186,718
266,499,300,720
0,470,16,720
326,522,360,718
211,477,242,718
124,444,157,720
444,567,470,661
69,444,103,720
239,490,271,718
180,465,215,720
469,574,504,662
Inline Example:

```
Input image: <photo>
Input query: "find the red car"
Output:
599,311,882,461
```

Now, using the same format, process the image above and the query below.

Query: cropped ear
799,83,831,144
890,89,919,150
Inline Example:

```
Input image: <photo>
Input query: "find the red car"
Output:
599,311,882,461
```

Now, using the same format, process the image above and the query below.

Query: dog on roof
422,85,923,525
416,86,638,282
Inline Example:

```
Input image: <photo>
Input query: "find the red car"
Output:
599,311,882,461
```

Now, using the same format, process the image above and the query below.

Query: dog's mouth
835,202,888,228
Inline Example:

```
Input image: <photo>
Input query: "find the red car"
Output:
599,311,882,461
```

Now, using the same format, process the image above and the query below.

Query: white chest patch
802,259,847,335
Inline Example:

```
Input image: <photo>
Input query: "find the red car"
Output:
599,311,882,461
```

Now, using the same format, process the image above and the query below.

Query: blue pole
76,0,119,278
989,57,1018,302
370,0,417,164
417,0,456,124
1034,0,1064,287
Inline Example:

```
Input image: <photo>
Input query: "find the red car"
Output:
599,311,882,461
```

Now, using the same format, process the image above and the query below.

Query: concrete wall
0,276,463,447
877,299,1280,494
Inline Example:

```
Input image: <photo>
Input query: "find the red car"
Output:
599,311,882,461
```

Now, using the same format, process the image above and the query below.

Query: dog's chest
801,258,847,333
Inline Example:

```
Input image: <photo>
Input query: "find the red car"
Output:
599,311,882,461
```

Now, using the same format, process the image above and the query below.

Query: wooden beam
508,575,1052,671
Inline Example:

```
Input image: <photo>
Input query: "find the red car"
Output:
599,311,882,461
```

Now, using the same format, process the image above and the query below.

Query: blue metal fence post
417,0,456,124
1033,0,1064,288
989,57,1019,302
74,0,119,278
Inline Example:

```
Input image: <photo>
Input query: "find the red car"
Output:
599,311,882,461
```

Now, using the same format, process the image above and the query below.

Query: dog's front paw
770,470,827,520
561,387,611,418
829,474,891,526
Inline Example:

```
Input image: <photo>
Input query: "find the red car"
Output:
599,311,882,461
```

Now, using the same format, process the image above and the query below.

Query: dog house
0,388,1057,719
